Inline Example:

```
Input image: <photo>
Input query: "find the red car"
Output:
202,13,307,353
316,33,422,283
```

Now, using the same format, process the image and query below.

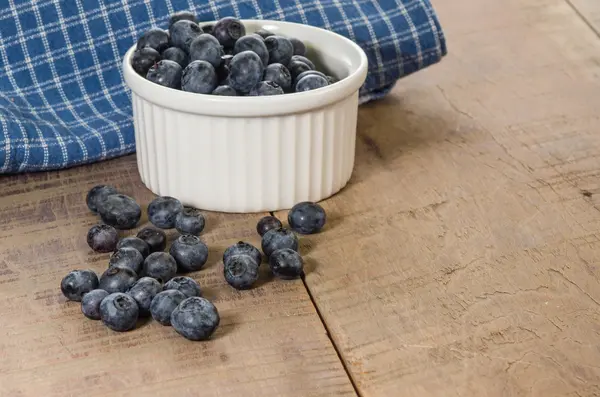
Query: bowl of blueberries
123,12,368,213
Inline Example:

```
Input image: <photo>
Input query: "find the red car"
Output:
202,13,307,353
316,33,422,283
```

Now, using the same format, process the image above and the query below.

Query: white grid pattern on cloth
0,0,446,173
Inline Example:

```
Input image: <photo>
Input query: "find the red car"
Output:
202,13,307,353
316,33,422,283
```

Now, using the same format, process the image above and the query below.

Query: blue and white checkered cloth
0,0,446,173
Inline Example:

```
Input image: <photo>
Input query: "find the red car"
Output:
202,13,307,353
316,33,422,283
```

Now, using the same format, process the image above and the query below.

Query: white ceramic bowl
123,19,368,213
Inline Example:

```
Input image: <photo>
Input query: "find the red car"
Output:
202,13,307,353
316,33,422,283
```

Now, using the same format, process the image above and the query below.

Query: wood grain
569,0,600,35
0,157,356,397
274,0,600,395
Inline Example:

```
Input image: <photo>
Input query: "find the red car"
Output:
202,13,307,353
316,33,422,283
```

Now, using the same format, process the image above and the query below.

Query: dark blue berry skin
175,207,205,235
261,227,299,258
287,60,312,82
109,247,144,274
212,17,246,48
256,216,283,237
169,19,203,52
98,194,141,230
249,81,284,96
189,34,224,68
87,224,119,253
212,85,237,96
251,33,265,41
60,270,99,301
148,196,183,229
86,184,118,214
171,297,220,341
150,290,186,325
254,29,275,39
202,24,214,35
146,59,183,89
100,292,139,332
223,241,262,266
161,46,189,69
136,227,167,253
295,70,327,86
131,47,162,76
228,51,264,93
264,36,293,65
234,35,269,68
326,75,338,85
137,28,170,53
289,37,306,56
182,60,218,94
263,63,292,92
224,255,259,290
116,236,150,259
291,55,315,70
99,267,138,294
216,54,233,82
127,277,162,317
169,11,197,29
288,201,327,234
143,252,177,282
295,74,328,92
169,235,209,272
269,248,304,280
81,289,109,320
164,276,202,298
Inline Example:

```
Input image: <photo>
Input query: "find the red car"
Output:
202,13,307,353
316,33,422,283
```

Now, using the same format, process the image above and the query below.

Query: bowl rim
123,19,369,117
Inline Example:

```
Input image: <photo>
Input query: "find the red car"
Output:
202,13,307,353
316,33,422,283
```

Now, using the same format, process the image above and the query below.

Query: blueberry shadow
200,211,218,235
136,315,153,329
301,256,317,277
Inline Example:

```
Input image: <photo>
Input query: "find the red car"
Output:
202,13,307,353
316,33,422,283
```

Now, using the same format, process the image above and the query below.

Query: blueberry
291,55,315,70
86,184,118,214
287,60,312,82
212,17,246,48
164,276,202,298
189,34,224,68
295,70,327,86
256,216,283,237
170,20,203,52
170,297,220,341
234,35,269,68
116,236,150,259
146,59,183,89
100,292,139,332
87,224,119,253
212,85,237,96
143,252,177,282
147,196,184,229
131,47,162,76
137,28,170,53
264,36,293,65
326,75,339,85
249,81,284,96
223,241,262,266
136,227,167,253
261,227,299,257
150,290,186,325
99,267,138,293
81,289,109,320
216,54,233,82
60,270,99,301
251,33,265,41
288,201,327,234
181,60,218,94
202,24,214,36
263,63,292,92
169,235,209,272
169,11,197,29
127,277,162,317
228,50,264,93
98,194,141,230
175,207,205,235
289,37,306,56
224,255,259,290
295,74,328,92
254,29,275,39
161,46,189,69
109,247,144,274
269,248,304,280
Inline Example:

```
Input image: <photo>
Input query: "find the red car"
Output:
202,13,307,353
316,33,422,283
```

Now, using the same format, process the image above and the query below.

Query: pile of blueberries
131,11,337,96
60,185,326,341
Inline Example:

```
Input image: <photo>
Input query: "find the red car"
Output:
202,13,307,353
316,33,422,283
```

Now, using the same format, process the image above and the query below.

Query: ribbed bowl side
131,92,358,213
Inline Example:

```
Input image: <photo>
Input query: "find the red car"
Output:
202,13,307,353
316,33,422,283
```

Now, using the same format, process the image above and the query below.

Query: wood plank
569,0,600,35
274,0,600,395
0,156,356,397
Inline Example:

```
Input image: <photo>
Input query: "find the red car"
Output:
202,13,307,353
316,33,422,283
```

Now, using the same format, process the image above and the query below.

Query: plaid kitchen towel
0,0,446,173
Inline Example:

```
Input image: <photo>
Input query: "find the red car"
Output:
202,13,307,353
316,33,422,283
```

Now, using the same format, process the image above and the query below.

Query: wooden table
2,0,600,395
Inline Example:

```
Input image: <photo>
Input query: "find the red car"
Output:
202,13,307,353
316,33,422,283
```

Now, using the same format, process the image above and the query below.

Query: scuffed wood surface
569,0,600,34
0,157,356,396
